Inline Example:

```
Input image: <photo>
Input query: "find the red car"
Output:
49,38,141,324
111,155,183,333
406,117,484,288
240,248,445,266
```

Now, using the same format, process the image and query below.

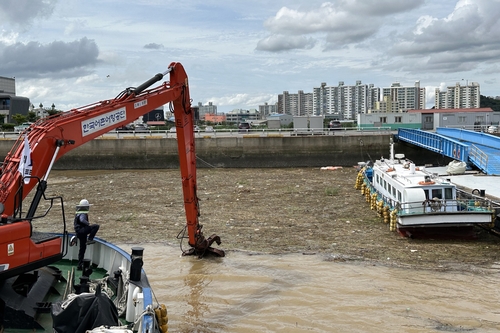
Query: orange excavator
0,62,224,282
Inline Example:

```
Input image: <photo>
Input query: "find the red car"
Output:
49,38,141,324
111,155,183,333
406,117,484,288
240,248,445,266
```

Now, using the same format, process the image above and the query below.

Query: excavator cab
0,174,68,281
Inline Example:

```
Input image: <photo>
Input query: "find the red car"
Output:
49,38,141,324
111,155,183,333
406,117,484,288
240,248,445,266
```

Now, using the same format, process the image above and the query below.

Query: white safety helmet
77,199,92,208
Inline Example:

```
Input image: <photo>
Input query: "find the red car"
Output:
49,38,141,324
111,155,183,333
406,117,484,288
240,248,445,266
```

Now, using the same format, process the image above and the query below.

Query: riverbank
33,167,500,272
0,134,451,169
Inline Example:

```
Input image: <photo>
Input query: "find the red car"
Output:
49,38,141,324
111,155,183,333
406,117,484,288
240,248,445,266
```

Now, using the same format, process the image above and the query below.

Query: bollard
130,247,144,282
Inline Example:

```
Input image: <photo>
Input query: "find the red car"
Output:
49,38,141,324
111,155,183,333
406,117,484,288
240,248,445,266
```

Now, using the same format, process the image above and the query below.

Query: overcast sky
1,0,499,113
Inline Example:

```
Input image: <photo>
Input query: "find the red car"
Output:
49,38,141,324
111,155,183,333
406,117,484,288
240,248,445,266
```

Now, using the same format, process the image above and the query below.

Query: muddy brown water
31,169,500,331
122,243,500,333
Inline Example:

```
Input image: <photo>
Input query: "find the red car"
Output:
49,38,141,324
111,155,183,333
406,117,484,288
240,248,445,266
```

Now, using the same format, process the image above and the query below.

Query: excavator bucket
181,226,225,258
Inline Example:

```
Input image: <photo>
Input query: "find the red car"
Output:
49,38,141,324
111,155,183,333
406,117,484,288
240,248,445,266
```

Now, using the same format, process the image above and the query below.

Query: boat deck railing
398,197,494,215
370,181,496,216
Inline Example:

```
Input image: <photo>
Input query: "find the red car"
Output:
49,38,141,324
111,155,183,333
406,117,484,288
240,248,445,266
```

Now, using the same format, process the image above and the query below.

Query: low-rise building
409,107,496,131
266,113,293,129
205,113,226,123
0,76,30,123
0,95,30,123
293,115,324,131
225,108,260,123
357,111,421,130
357,107,499,131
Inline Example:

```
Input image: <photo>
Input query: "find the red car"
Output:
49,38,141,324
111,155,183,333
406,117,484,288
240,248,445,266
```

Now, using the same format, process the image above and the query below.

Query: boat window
445,187,453,199
431,189,442,199
424,190,429,199
388,184,392,194
384,180,387,191
398,191,402,201
392,186,396,197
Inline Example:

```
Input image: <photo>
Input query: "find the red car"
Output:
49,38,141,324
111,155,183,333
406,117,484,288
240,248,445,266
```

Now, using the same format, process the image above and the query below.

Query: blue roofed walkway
397,128,500,175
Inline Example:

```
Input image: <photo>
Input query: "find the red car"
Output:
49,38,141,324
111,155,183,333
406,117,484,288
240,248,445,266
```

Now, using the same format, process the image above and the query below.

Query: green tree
480,95,500,111
46,103,63,116
47,108,62,116
12,114,27,125
27,111,38,122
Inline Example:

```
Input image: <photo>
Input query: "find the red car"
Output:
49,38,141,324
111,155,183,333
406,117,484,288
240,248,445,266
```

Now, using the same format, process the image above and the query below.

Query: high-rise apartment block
434,82,480,109
258,102,277,117
197,102,217,119
315,80,379,119
277,90,313,116
226,79,480,119
280,81,379,120
382,81,425,112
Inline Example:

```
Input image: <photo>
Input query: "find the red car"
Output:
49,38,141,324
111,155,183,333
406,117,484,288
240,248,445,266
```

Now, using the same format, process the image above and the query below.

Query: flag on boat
18,135,32,184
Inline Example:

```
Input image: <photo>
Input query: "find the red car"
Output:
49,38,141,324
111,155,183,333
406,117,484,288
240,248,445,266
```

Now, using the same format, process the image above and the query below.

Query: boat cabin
371,160,457,214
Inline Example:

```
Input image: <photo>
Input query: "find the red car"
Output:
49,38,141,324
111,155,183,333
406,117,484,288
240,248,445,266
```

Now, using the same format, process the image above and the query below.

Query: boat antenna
390,137,394,161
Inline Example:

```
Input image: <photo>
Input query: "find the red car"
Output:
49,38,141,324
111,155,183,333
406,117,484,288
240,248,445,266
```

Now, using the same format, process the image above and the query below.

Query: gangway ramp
396,128,500,175
396,128,469,160
436,128,500,176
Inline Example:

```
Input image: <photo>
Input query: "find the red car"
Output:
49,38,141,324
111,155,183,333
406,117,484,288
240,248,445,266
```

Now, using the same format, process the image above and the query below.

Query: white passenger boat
355,141,496,238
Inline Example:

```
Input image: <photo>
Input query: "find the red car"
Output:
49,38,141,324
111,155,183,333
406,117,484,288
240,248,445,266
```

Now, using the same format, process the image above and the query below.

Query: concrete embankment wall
0,134,448,169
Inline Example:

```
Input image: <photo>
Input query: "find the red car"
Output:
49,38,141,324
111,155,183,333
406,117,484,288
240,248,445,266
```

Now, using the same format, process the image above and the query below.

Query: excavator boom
0,62,223,281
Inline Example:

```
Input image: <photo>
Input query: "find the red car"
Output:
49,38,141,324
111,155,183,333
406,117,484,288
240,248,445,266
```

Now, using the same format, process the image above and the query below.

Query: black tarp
51,285,120,333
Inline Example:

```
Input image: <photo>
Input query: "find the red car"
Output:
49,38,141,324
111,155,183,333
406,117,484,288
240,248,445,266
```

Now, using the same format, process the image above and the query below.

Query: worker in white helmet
70,199,100,270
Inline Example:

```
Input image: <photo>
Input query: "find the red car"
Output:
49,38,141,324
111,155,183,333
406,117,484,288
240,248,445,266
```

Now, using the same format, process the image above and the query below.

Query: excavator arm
0,62,223,280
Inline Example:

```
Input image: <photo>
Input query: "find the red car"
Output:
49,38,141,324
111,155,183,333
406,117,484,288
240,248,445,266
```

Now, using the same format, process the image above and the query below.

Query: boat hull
396,224,478,239
398,211,493,226
0,235,159,333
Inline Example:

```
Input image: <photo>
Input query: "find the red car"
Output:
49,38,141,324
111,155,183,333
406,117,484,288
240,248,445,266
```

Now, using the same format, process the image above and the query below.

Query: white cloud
0,0,57,26
2,0,500,114
207,93,276,109
258,1,426,51
256,35,316,52
0,30,18,44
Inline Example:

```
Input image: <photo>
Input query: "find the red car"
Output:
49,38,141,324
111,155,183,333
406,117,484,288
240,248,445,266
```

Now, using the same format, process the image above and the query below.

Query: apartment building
312,81,379,120
382,81,425,112
434,82,480,109
371,95,401,113
277,90,313,116
196,102,217,120
258,102,277,117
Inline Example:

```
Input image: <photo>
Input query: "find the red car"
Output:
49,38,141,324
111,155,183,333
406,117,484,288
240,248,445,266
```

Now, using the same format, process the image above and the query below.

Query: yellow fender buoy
390,210,397,231
155,304,169,333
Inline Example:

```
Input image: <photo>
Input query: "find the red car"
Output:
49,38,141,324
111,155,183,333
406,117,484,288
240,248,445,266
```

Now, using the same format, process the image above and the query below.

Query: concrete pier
0,134,450,169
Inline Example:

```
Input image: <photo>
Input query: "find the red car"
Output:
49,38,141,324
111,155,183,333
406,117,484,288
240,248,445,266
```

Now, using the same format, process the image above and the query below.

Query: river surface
122,243,500,333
